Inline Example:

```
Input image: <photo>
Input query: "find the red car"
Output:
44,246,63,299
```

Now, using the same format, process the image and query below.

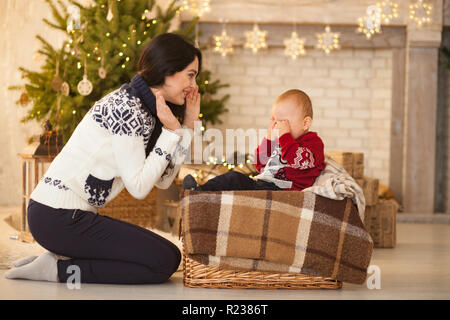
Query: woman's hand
183,85,200,130
155,91,182,132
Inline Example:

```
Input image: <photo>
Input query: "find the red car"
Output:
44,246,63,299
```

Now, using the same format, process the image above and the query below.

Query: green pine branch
11,0,229,145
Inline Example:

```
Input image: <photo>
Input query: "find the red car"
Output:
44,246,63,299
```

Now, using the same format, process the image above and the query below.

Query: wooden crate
364,199,398,248
356,176,379,206
326,151,354,176
363,205,376,229
352,153,364,179
326,151,364,179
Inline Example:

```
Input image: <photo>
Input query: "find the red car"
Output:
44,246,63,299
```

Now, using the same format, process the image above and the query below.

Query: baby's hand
266,116,276,139
273,120,291,137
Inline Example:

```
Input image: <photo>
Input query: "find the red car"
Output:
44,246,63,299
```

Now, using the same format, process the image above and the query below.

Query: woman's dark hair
137,33,202,156
137,33,202,87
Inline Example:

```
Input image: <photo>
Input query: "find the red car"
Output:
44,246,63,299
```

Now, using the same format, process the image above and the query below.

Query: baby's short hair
276,89,313,119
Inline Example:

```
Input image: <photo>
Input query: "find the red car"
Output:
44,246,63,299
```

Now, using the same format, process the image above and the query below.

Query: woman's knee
163,243,182,274
151,239,181,275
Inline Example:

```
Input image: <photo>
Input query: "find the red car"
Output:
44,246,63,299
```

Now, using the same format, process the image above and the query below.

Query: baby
183,89,326,191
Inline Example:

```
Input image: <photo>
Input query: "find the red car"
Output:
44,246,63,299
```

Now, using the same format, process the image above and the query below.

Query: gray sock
5,252,58,282
12,255,38,268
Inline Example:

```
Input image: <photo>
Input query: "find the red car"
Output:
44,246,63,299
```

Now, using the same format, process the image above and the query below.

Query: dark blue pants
27,199,181,284
196,171,281,191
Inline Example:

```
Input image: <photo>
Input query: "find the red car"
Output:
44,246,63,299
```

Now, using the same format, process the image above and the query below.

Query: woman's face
158,56,199,105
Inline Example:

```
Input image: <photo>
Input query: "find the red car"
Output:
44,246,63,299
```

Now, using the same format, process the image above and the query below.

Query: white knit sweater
31,78,193,213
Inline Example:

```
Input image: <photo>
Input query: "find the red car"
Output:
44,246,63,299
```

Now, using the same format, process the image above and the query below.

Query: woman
5,33,201,284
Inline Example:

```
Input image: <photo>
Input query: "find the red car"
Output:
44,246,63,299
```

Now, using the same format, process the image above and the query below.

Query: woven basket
98,188,158,228
182,246,343,290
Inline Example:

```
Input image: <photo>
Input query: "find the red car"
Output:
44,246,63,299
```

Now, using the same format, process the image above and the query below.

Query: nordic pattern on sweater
30,76,192,212
90,90,155,147
84,89,159,207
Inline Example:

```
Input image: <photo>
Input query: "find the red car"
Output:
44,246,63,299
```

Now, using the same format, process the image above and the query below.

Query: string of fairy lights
183,0,433,59
201,155,257,178
27,0,435,123
59,0,435,98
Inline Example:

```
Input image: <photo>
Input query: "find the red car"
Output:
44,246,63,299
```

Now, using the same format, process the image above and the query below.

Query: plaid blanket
181,190,373,284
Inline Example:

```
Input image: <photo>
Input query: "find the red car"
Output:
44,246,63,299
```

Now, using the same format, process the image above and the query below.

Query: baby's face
271,99,306,140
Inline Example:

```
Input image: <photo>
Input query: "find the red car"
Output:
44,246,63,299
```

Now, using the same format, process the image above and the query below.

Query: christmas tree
9,0,229,144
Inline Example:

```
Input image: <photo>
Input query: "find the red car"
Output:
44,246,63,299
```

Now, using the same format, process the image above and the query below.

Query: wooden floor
1,206,450,300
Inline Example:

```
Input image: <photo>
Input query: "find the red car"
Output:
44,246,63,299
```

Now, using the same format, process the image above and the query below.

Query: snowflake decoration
357,5,382,39
376,1,399,24
316,26,340,55
213,29,234,57
409,0,433,27
244,24,268,54
178,0,210,17
284,31,306,59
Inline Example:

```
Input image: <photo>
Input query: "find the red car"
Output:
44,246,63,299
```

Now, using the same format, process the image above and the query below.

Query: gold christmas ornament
244,23,268,54
98,67,107,79
98,51,107,79
19,92,29,107
77,34,84,44
77,75,93,96
61,82,70,96
60,59,70,96
107,1,114,21
77,58,93,96
316,25,340,55
51,75,63,91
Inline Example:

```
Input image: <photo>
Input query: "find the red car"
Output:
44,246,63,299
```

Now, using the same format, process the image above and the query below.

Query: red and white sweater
253,131,325,190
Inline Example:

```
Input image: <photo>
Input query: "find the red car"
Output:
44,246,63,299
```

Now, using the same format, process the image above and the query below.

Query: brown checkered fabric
181,190,373,284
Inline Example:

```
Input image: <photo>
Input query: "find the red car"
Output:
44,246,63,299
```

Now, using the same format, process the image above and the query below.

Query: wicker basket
98,188,158,228
182,246,343,290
